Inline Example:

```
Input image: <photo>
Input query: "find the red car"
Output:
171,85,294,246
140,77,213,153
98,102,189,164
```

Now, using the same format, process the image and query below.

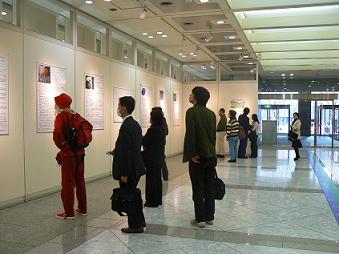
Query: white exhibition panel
0,28,25,204
75,51,111,180
24,34,75,196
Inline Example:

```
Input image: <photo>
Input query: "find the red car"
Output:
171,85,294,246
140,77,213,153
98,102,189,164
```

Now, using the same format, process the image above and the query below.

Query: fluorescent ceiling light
104,0,111,1
182,55,187,58
157,31,163,35
85,0,93,4
248,62,254,65
148,35,154,39
243,55,249,58
281,73,286,76
290,73,294,76
142,32,148,36
162,34,168,38
1,11,7,15
192,54,197,57
179,52,183,56
216,20,225,24
236,47,243,50
228,36,236,39
200,0,209,3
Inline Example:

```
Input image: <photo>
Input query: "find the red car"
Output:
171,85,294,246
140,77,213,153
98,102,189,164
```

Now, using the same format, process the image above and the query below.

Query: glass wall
155,53,169,77
137,45,153,71
111,31,133,65
220,63,256,81
171,61,182,81
77,14,107,55
183,63,216,82
0,0,18,25
25,0,72,44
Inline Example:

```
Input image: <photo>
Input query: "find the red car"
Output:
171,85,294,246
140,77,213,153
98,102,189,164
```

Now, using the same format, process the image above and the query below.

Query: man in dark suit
112,96,146,233
238,107,250,158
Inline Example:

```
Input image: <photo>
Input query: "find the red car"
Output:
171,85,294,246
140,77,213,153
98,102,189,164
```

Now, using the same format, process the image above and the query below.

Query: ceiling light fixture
142,32,148,36
157,31,163,35
85,0,93,4
139,8,147,20
182,55,186,58
162,34,168,38
104,0,111,1
148,35,154,39
216,20,225,24
203,33,213,43
248,62,254,65
243,55,249,58
1,11,7,15
238,55,243,61
290,73,294,76
236,47,243,50
200,0,209,3
228,36,236,39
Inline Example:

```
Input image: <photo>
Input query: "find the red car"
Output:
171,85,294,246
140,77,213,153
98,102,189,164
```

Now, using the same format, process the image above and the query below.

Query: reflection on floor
259,134,339,147
1,148,339,254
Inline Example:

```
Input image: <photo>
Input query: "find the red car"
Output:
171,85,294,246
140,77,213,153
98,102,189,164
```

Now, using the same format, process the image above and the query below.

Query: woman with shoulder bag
249,114,259,158
291,112,302,161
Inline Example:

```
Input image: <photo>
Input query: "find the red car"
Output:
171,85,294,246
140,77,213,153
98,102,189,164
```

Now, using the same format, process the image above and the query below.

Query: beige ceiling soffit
219,1,257,61
184,29,237,35
250,38,339,43
261,57,339,60
202,41,246,46
241,24,339,30
146,2,218,62
161,10,223,18
231,2,339,12
255,49,339,53
214,52,244,55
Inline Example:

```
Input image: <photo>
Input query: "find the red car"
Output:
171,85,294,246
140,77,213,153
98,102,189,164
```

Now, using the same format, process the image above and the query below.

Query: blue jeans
228,136,239,160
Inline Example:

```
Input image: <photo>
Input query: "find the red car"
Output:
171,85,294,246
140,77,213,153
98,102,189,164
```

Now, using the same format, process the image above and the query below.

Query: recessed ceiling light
162,34,168,38
311,80,315,82
179,52,183,56
104,0,111,1
1,11,7,15
228,36,236,39
182,55,186,58
243,55,249,58
216,20,225,24
200,0,209,3
190,52,194,55
309,85,312,88
290,73,294,76
281,73,286,76
142,32,148,36
192,54,197,57
236,47,243,50
148,35,154,39
157,31,163,35
248,62,254,65
85,0,93,4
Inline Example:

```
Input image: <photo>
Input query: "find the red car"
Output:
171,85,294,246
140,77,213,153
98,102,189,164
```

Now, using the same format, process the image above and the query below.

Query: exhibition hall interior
0,0,339,253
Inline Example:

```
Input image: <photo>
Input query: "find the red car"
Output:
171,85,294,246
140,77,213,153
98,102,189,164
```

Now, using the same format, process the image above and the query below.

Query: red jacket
53,111,85,157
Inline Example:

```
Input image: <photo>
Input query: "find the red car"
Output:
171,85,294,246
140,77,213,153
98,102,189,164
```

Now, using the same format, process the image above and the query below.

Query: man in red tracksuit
53,93,87,219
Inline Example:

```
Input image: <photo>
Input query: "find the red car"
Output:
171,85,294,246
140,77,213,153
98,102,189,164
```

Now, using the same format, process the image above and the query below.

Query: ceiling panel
227,0,339,10
258,50,339,60
252,40,339,52
191,32,240,43
207,44,246,53
173,15,232,31
150,0,221,13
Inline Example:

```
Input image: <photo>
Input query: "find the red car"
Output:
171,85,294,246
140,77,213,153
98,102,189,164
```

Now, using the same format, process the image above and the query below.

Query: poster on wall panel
159,89,169,119
37,63,66,133
230,99,245,117
85,73,104,130
140,85,153,128
0,55,8,135
172,92,181,126
113,87,134,123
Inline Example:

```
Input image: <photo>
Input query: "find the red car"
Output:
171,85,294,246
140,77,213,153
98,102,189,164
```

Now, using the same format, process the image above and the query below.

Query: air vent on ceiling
160,1,173,6
109,8,118,11
183,22,194,26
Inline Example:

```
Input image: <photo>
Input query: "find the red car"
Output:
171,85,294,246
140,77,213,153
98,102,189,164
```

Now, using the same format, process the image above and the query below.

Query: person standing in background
226,110,240,163
216,108,227,158
53,93,87,220
249,114,259,158
183,86,217,229
112,96,146,233
238,107,250,158
152,107,169,181
143,110,166,207
291,112,302,161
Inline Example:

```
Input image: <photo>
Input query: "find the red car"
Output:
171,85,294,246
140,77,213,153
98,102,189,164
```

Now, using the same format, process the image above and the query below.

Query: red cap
54,93,72,109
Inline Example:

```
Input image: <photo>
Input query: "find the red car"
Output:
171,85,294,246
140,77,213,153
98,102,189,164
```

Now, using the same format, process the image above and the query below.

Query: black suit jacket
142,125,165,166
112,116,145,181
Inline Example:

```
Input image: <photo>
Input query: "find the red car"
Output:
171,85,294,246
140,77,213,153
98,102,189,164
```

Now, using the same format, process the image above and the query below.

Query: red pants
60,156,87,216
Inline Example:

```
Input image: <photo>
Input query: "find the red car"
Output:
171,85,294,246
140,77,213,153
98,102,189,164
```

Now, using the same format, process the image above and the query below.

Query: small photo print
141,87,146,96
173,93,177,102
38,64,51,84
159,90,164,100
85,75,95,90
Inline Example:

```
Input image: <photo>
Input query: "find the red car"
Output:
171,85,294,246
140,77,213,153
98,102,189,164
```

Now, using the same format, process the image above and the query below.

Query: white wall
0,26,185,207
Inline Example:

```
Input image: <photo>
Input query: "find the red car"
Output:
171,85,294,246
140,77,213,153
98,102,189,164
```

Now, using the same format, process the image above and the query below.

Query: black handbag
214,169,226,200
288,129,298,142
110,187,140,216
248,131,257,142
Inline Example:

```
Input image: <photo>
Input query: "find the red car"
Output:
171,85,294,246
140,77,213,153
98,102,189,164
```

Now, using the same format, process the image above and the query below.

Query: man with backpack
53,93,93,220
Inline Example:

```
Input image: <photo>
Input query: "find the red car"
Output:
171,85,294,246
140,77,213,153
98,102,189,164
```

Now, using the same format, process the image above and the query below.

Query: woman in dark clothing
291,112,302,161
249,114,259,158
152,107,169,181
142,110,166,207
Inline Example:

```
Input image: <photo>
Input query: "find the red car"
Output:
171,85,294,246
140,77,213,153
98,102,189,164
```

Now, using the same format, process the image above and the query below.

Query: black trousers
119,178,145,228
250,136,258,158
238,137,248,157
161,158,169,180
145,162,162,207
189,158,216,223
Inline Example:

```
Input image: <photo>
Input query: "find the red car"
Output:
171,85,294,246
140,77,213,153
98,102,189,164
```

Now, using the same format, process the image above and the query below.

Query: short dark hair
150,110,163,126
252,113,259,123
219,108,225,113
243,107,250,115
152,106,163,111
192,86,210,106
293,112,300,118
229,110,237,120
119,96,135,114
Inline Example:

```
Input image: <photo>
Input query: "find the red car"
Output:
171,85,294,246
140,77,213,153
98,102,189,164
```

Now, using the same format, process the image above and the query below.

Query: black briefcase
214,170,226,200
110,187,140,216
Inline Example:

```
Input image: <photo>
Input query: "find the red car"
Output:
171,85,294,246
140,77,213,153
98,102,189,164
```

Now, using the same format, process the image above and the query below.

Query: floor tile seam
224,184,323,193
144,223,339,253
222,242,243,253
111,230,137,254
281,235,339,253
0,237,38,248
